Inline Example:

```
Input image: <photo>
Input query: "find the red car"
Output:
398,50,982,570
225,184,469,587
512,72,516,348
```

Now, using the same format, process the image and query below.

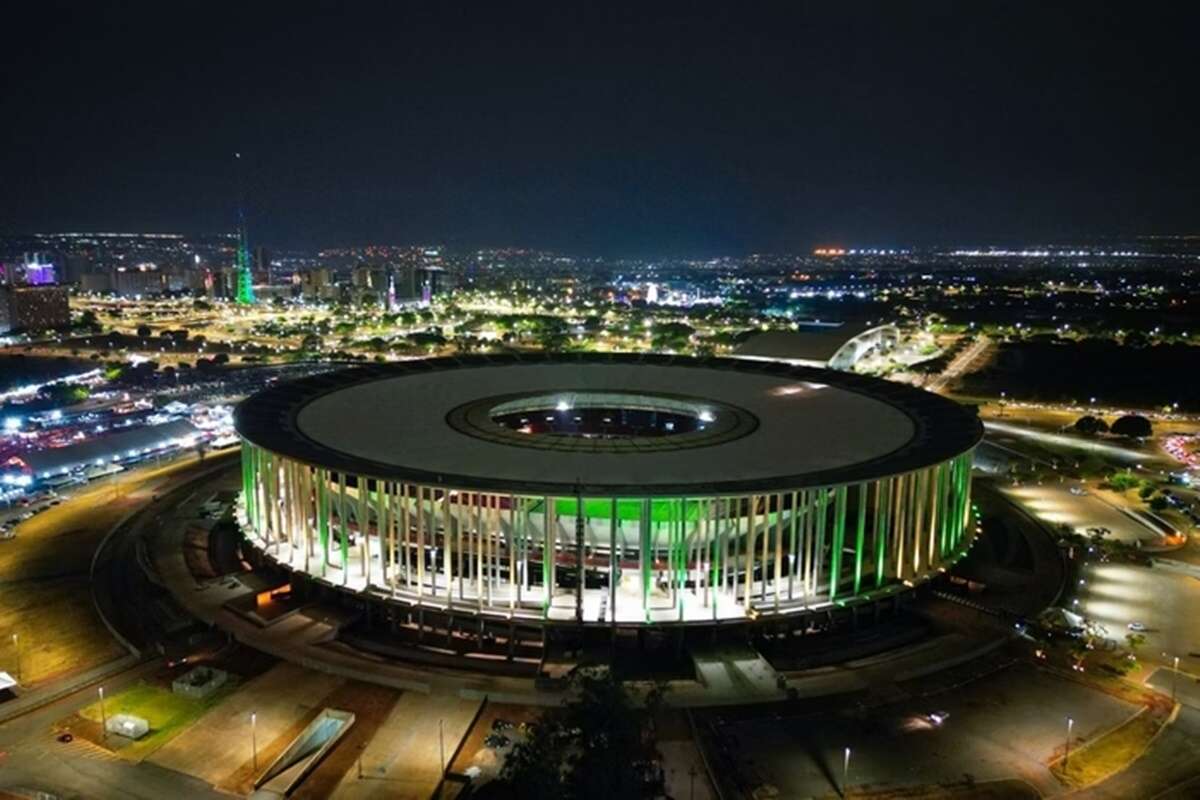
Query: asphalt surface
707,662,1132,798
1075,560,1200,672
0,658,226,800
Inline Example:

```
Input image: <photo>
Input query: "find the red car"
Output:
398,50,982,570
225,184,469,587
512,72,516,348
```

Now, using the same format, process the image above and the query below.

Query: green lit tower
234,152,256,305
235,226,255,305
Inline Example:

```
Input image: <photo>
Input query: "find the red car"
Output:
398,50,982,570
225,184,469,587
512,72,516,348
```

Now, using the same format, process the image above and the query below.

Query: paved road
1146,666,1200,709
0,453,238,799
1074,560,1200,672
1002,482,1167,544
0,657,225,800
926,336,992,394
707,662,1132,799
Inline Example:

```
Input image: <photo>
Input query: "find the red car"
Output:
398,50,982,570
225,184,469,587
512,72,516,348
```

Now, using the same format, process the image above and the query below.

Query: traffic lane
1003,483,1161,544
1145,666,1200,710
1077,562,1200,668
718,663,1132,797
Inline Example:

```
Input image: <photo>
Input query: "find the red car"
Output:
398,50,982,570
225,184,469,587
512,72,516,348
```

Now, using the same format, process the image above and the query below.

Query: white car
927,710,951,726
1069,486,1089,496
1127,621,1147,632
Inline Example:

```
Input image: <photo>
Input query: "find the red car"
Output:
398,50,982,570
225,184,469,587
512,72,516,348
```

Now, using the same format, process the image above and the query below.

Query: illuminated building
8,285,70,330
235,355,981,661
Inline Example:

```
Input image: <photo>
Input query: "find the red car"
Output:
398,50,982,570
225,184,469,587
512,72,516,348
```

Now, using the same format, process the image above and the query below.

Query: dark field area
960,341,1200,410
0,354,88,391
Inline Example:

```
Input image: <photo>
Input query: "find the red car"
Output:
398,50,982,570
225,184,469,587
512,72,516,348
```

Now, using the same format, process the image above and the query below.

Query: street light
842,746,851,797
251,711,258,772
439,718,447,800
1173,655,1181,702
1064,717,1074,766
98,686,107,740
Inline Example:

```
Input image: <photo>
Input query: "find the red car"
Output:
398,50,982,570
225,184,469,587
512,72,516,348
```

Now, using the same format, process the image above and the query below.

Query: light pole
842,746,851,798
439,718,446,800
11,633,20,685
1173,655,1180,702
251,711,258,772
1064,717,1074,766
98,686,107,740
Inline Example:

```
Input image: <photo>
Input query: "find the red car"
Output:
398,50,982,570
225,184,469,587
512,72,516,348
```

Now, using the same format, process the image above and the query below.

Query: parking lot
705,662,1135,798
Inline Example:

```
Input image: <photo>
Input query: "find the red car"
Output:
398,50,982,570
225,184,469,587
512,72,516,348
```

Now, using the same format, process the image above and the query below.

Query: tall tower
234,152,256,305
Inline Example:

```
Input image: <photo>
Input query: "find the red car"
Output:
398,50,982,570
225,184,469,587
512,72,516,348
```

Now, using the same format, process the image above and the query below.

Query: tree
650,322,695,352
136,324,152,338
41,383,90,406
1111,414,1152,439
1107,470,1140,492
1125,632,1146,657
493,671,663,800
1073,415,1109,435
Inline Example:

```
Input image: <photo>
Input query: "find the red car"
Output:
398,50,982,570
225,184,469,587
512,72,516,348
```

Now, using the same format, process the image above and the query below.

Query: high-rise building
9,285,70,330
392,264,451,305
60,253,92,285
0,287,11,333
253,246,272,284
300,268,334,301
113,266,166,297
22,253,56,285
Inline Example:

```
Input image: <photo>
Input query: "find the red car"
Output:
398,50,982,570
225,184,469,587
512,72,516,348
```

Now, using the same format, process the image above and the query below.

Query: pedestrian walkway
55,732,122,763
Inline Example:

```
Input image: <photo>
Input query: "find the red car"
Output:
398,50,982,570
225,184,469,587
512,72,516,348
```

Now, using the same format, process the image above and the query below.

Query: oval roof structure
235,353,982,496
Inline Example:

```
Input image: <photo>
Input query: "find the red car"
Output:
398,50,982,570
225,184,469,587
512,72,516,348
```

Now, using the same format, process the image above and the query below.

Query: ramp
690,645,785,704
253,708,355,796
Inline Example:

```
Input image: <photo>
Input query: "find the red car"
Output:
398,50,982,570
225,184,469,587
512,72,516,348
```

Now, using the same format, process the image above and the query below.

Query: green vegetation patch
1051,707,1167,789
75,679,235,761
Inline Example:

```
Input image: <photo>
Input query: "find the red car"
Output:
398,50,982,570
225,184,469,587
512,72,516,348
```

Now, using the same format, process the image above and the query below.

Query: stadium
234,353,982,651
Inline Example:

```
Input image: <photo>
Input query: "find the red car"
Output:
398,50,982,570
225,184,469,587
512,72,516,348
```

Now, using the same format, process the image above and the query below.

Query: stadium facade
235,354,982,633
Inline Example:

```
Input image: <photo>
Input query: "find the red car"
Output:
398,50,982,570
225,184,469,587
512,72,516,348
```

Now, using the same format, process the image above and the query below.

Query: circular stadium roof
235,354,982,496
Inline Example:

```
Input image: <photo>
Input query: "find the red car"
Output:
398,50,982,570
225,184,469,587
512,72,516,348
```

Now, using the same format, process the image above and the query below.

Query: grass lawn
73,679,235,761
1051,706,1166,788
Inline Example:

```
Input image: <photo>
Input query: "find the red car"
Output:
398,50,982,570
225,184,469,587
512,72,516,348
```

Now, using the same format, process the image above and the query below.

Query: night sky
2,3,1196,255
